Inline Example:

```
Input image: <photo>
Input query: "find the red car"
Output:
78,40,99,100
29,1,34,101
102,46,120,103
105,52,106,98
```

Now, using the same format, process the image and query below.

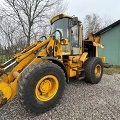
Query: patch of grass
104,65,120,75
0,55,10,63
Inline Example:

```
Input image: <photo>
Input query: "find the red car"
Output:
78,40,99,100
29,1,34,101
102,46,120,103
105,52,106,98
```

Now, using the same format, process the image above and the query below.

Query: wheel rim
94,64,101,77
35,75,59,101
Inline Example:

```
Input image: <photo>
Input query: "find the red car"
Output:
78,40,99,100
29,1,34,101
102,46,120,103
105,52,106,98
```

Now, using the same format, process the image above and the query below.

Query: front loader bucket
0,81,12,107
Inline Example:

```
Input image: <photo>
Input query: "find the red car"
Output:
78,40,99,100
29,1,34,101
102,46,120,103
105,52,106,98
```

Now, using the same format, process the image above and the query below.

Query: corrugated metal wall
98,24,120,65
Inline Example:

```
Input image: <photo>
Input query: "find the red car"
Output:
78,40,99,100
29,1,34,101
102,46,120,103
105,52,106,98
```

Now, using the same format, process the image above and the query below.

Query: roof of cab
50,14,82,24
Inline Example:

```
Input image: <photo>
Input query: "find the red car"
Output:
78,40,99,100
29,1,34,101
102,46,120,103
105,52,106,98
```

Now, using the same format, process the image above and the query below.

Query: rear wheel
18,62,66,113
83,57,103,84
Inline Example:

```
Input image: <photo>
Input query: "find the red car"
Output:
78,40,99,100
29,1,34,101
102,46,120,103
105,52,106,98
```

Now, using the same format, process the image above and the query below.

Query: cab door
70,23,80,55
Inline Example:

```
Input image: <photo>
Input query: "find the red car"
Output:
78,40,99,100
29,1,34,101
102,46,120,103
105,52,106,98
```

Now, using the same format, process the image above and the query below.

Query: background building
95,20,120,65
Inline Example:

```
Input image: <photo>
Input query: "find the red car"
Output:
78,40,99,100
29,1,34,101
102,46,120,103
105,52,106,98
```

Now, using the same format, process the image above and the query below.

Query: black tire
83,57,103,84
17,62,66,113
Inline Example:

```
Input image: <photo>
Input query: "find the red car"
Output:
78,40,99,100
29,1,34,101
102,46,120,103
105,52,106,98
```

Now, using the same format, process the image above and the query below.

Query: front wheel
18,62,66,113
83,57,103,84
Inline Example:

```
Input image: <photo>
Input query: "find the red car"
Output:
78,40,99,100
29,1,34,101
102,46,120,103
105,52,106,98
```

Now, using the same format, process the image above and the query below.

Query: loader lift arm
0,36,52,106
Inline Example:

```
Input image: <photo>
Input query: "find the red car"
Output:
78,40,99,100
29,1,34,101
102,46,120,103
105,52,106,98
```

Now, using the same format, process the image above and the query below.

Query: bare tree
83,13,114,39
0,10,25,58
4,0,66,46
102,15,115,28
83,14,102,39
0,0,66,62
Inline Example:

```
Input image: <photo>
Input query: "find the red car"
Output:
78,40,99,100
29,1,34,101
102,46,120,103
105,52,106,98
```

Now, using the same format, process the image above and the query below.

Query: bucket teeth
0,97,7,107
0,91,7,107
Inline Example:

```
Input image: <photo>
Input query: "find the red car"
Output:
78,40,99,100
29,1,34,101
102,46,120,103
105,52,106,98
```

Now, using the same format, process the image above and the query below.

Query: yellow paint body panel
54,40,62,60
0,74,9,83
100,57,106,63
9,77,20,101
0,81,12,101
50,14,72,24
35,75,59,101
50,14,82,24
0,73,21,103
65,60,83,77
80,52,88,62
8,53,35,83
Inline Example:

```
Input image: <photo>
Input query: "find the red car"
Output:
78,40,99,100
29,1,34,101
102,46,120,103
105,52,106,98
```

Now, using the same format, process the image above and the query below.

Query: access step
72,68,84,72
78,76,85,80
77,68,84,72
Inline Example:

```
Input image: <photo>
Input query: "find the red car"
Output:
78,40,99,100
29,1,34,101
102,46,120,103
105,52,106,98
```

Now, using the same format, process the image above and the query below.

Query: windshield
51,18,69,39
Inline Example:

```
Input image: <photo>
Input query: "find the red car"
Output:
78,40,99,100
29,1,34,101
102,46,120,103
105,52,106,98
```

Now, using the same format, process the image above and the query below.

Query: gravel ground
1,74,120,120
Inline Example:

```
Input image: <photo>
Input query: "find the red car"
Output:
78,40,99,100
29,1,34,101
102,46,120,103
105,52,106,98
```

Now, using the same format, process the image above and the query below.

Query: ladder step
77,68,84,72
72,68,84,72
78,77,85,80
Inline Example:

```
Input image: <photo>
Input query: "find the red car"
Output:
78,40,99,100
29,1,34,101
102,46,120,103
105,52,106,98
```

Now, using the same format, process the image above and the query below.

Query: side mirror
71,17,78,26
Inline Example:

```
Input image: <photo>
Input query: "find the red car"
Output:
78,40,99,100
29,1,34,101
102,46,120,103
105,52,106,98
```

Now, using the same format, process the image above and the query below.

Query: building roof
95,20,120,36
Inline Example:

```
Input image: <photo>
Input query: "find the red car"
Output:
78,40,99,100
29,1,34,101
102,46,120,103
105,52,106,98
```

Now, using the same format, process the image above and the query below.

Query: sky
0,0,119,23
65,0,120,22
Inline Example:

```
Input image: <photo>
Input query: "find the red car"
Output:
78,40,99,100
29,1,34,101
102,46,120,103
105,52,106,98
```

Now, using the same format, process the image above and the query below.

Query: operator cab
50,14,83,55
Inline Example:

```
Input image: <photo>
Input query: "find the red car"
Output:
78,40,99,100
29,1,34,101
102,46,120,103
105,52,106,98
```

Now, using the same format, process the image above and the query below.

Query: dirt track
1,74,120,120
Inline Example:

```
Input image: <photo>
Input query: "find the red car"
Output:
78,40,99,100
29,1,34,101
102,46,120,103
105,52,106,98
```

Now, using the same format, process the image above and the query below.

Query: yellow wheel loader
0,14,105,113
